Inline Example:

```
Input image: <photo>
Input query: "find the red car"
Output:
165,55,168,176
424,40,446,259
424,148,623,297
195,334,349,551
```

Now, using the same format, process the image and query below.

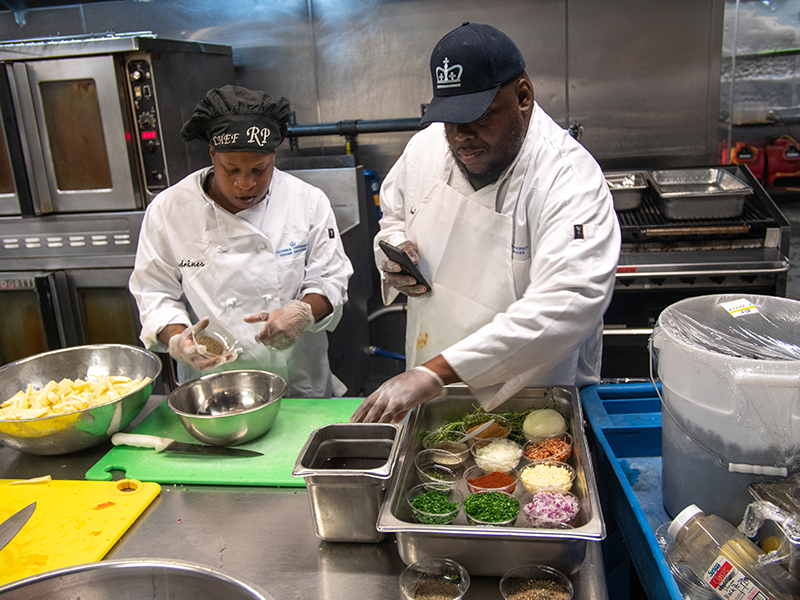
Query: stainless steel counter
0,395,609,599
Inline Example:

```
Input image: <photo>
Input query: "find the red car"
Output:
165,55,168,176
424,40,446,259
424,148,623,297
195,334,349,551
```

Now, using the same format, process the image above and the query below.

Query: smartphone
379,240,431,293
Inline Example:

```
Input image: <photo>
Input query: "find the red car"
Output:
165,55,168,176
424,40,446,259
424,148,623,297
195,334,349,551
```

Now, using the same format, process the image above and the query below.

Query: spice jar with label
668,505,800,600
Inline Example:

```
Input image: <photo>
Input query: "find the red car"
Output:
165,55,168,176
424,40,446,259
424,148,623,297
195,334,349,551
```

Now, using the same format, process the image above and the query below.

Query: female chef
130,85,353,398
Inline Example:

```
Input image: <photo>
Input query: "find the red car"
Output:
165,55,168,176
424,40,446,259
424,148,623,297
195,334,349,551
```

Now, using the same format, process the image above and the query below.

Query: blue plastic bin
582,383,683,600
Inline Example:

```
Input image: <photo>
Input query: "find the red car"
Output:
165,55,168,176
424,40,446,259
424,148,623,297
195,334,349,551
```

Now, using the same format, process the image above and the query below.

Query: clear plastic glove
244,299,314,350
350,366,444,423
381,240,429,297
167,317,238,370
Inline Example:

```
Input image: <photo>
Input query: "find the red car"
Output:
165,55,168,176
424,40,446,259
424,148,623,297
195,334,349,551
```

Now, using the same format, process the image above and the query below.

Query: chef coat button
257,243,266,251
265,294,273,301
225,298,239,308
216,245,228,253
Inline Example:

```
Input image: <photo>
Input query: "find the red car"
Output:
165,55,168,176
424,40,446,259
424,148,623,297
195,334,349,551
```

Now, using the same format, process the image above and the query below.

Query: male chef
352,23,620,423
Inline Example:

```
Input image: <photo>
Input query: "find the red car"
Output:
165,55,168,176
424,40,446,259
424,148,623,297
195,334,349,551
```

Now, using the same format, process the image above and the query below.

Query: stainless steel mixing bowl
0,559,275,599
0,344,161,455
167,370,286,446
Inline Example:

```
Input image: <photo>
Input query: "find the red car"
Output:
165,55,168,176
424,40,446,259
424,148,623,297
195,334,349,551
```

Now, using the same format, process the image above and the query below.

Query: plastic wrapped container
651,294,800,524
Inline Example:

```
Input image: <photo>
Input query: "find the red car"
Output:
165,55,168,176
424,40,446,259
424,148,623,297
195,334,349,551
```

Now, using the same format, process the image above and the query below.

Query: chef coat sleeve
129,205,192,352
297,188,353,333
440,169,621,390
372,136,416,307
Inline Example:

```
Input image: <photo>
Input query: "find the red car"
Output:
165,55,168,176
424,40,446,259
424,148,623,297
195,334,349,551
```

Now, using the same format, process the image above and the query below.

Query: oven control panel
126,58,167,195
0,212,143,270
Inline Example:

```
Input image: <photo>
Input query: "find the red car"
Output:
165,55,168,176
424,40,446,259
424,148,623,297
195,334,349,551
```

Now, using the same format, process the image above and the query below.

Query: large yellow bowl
0,345,161,455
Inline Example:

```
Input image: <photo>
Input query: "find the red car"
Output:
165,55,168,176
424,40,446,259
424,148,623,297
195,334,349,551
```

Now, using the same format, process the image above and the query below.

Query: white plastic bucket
653,294,800,525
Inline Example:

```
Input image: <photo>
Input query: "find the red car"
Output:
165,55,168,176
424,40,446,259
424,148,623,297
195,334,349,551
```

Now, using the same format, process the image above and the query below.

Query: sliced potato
0,375,151,420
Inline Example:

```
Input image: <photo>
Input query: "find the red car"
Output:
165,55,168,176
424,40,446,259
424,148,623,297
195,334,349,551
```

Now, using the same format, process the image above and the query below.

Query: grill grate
617,192,776,243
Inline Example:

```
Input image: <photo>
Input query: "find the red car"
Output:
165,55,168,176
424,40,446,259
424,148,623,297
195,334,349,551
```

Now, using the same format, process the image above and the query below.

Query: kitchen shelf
582,383,683,600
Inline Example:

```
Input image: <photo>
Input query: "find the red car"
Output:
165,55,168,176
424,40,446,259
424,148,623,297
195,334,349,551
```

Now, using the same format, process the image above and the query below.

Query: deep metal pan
605,170,649,211
377,385,605,577
649,168,753,220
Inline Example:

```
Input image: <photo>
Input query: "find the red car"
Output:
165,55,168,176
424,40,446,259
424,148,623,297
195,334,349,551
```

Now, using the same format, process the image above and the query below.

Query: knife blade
111,433,262,457
0,501,36,552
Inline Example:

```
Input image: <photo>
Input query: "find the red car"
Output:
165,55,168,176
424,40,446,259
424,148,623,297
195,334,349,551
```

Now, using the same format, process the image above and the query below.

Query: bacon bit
93,501,115,510
524,437,571,461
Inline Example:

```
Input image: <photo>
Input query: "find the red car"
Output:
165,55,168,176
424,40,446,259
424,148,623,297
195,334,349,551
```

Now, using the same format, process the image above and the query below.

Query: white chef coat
376,102,621,409
130,166,353,398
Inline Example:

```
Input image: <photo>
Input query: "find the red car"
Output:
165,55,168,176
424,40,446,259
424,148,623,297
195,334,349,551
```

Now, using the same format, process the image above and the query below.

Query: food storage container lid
653,294,800,362
668,504,703,540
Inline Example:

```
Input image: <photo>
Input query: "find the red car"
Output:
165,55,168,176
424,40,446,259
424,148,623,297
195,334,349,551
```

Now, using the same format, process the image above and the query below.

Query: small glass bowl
407,483,463,525
519,461,576,493
470,438,523,473
415,449,464,488
460,413,511,448
520,489,581,528
499,564,574,600
399,558,470,600
463,491,520,527
422,430,470,466
194,320,237,359
522,432,573,463
464,464,519,494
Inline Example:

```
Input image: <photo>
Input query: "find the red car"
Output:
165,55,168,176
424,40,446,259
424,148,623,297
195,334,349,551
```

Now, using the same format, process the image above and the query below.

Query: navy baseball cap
420,23,525,126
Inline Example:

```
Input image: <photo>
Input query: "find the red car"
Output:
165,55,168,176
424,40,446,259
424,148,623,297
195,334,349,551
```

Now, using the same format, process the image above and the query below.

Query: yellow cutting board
0,478,160,586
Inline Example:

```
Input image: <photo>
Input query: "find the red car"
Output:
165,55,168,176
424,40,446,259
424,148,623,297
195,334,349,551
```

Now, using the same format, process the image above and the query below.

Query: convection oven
0,34,235,392
0,212,143,365
0,34,234,216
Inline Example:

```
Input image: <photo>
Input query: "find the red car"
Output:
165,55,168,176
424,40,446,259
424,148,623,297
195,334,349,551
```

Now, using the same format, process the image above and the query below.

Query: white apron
178,203,292,386
405,163,534,407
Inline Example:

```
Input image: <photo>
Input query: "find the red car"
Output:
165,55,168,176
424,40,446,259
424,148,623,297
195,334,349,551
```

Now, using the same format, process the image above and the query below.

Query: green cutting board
85,397,363,487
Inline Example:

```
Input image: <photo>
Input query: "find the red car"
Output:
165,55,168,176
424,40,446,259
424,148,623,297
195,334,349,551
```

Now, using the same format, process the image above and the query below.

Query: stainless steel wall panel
0,0,721,176
567,0,724,168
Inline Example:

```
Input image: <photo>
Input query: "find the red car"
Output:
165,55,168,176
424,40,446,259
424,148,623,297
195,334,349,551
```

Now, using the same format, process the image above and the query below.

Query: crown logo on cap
436,57,462,89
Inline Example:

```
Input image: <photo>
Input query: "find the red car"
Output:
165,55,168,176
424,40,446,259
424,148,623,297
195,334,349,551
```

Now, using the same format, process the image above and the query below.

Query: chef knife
111,433,262,457
0,501,36,552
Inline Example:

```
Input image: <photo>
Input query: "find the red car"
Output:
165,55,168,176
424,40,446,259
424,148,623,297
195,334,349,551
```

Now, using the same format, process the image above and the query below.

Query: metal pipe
286,117,422,138
367,304,407,322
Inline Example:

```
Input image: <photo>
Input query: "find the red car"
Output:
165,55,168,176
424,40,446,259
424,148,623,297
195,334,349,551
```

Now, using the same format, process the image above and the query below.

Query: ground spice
467,470,515,490
467,421,510,439
195,335,225,356
503,577,571,600
410,574,461,599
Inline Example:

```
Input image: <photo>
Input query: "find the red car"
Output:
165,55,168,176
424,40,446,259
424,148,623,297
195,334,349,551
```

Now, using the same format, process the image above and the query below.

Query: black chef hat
180,85,291,153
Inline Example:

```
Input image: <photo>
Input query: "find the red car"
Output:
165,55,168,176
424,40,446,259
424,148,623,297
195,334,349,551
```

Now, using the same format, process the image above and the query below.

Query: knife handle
111,433,173,452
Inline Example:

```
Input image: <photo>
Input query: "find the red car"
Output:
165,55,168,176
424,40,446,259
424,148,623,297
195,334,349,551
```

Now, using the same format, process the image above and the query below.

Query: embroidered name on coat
178,259,205,268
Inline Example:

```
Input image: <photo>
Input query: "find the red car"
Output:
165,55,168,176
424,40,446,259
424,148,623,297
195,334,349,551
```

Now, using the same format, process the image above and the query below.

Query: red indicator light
141,131,157,140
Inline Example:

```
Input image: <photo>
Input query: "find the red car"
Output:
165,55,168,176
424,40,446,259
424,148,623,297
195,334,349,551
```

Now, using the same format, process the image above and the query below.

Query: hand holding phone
379,240,431,294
